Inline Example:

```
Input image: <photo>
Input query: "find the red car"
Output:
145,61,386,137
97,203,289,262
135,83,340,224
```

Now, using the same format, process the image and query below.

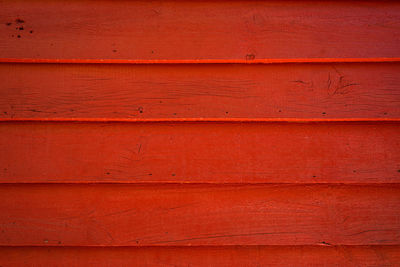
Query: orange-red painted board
0,122,399,183
0,246,399,266
0,184,399,246
2,58,400,64
1,0,400,60
1,63,400,119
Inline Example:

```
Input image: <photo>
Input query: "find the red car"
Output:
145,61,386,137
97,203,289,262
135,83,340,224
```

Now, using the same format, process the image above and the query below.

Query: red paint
1,0,399,60
1,63,400,119
0,122,399,183
1,246,399,266
1,58,400,64
1,118,400,122
0,0,399,264
0,184,399,246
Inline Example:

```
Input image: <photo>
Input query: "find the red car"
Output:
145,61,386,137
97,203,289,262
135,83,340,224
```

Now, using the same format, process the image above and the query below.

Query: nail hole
246,54,255,60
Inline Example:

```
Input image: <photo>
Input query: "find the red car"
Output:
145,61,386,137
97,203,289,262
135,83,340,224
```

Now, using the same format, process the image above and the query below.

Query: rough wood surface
0,246,399,266
1,63,399,119
0,122,399,183
1,0,399,263
1,0,399,60
0,184,399,246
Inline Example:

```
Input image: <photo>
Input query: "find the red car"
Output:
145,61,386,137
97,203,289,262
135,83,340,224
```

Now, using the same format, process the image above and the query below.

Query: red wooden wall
1,0,400,265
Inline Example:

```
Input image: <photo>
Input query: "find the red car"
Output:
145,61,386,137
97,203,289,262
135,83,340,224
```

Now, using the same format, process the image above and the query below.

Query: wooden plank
2,58,400,64
0,184,399,246
1,0,399,60
1,63,400,119
0,122,399,183
0,246,399,266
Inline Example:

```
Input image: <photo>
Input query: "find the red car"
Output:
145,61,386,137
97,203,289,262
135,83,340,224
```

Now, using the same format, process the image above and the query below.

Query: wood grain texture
0,246,399,266
0,184,399,246
1,0,400,60
0,122,399,183
1,63,400,119
0,0,399,264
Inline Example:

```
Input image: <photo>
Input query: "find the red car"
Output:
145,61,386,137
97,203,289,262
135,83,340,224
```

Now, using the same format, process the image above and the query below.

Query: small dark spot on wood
278,110,282,112
30,30,33,34
17,35,21,38
322,112,326,115
70,109,74,111
172,173,176,176
151,50,154,54
320,241,332,246
225,111,229,114
353,170,357,173
397,170,400,173
246,54,255,60
384,112,388,115
291,80,307,84
3,111,7,114
312,175,317,178
15,18,25,24
58,241,62,244
159,101,163,103
148,173,152,176
112,49,117,53
106,172,110,175
5,22,11,26
18,26,24,30
138,107,144,113
173,113,177,115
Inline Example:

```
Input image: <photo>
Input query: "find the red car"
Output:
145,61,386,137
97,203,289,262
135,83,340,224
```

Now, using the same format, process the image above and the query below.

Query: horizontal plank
0,184,399,246
2,58,400,64
1,63,400,119
1,0,400,60
0,246,399,266
1,122,399,183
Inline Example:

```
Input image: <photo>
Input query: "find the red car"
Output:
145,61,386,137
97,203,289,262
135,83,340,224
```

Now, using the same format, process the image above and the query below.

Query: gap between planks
0,183,399,186
0,58,400,65
0,245,398,248
0,118,399,123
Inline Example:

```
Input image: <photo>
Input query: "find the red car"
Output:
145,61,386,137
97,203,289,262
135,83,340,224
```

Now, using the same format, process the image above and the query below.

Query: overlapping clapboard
0,0,399,266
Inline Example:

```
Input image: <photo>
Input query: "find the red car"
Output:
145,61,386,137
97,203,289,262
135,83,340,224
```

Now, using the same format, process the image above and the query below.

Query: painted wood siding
0,0,399,266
